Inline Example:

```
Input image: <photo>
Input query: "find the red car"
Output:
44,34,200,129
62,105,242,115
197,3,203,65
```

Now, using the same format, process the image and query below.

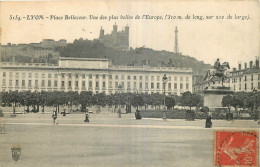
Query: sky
0,0,259,68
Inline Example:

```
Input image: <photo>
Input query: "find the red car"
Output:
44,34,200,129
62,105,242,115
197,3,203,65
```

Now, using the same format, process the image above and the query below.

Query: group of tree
222,91,260,115
0,90,203,114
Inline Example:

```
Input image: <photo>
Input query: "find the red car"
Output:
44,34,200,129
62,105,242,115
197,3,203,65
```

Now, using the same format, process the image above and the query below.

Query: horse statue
204,62,230,86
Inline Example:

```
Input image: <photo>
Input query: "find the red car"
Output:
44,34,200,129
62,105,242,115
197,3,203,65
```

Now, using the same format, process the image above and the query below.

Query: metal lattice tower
174,27,179,53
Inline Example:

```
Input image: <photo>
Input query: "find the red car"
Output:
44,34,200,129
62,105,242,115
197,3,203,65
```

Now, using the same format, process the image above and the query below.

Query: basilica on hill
98,23,129,51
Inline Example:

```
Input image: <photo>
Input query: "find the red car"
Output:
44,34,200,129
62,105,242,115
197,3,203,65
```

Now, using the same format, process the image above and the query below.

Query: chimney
250,61,253,69
256,59,259,69
244,63,247,69
238,63,241,70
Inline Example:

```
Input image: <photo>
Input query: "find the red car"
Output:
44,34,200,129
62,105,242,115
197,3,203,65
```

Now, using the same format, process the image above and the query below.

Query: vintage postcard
0,1,259,167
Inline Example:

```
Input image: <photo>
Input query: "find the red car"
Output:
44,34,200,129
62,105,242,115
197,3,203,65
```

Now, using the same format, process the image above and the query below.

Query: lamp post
162,74,168,109
68,101,71,114
118,84,122,118
162,74,168,120
253,88,258,121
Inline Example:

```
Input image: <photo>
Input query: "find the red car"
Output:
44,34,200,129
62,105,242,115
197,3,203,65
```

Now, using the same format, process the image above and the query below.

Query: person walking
205,112,212,128
84,109,89,122
52,110,58,125
118,108,121,118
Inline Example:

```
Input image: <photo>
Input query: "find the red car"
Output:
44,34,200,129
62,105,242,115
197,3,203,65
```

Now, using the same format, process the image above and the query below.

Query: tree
93,93,106,113
78,91,93,112
106,94,117,112
150,93,164,109
30,92,41,112
0,92,8,106
142,93,150,110
131,93,144,110
67,91,79,112
7,91,20,114
39,91,48,113
222,94,233,121
234,92,250,110
19,91,32,113
123,92,133,113
231,93,243,116
180,91,201,111
165,96,176,110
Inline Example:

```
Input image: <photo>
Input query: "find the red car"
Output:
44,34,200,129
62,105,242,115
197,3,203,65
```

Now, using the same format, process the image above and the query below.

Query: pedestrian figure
84,113,89,122
84,109,89,122
118,108,121,118
63,109,66,116
135,110,142,120
205,112,212,128
52,110,58,125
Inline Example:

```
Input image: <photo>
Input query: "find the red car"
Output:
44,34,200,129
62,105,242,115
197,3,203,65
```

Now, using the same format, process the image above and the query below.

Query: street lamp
162,74,168,109
253,88,258,121
118,84,122,118
162,74,168,120
68,101,71,114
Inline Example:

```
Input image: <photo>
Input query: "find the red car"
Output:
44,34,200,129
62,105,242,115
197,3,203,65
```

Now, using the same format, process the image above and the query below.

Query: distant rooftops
59,57,108,62
1,39,67,47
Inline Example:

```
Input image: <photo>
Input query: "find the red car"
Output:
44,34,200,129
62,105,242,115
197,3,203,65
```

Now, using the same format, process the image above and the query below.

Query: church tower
99,26,104,38
112,23,117,33
174,27,179,53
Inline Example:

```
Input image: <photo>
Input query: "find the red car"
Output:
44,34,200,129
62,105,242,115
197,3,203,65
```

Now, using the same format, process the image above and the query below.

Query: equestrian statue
204,58,230,86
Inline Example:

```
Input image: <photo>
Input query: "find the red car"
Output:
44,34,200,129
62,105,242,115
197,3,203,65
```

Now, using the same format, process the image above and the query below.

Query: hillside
61,39,212,76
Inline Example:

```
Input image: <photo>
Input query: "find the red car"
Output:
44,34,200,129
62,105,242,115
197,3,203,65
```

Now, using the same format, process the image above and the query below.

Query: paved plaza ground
0,113,259,167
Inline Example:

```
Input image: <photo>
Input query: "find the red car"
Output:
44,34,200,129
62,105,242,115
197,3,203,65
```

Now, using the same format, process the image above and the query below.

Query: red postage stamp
215,131,258,167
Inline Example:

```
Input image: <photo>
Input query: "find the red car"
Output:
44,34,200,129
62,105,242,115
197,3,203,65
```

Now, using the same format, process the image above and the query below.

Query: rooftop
59,57,109,61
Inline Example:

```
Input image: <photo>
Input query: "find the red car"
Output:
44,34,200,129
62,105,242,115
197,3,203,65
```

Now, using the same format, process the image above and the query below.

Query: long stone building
0,57,193,95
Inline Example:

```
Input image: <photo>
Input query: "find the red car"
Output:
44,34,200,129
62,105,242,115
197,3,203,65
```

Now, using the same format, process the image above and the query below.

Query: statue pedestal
203,86,233,110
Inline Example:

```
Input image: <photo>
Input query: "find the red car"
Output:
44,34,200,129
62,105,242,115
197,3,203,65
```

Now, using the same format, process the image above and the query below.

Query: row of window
2,79,190,90
3,72,191,82
233,82,260,90
231,74,260,83
60,73,190,82
2,79,58,87
2,72,58,79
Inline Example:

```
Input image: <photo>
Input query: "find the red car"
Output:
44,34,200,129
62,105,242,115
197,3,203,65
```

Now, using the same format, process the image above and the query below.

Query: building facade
193,59,260,94
229,59,260,92
0,39,66,60
99,24,129,51
0,57,193,95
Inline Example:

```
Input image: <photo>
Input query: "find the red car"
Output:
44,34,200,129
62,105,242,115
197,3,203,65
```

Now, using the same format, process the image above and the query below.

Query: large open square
0,113,259,167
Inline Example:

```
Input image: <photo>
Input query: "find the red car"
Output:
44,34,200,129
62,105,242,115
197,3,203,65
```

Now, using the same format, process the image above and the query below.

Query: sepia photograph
0,1,259,166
